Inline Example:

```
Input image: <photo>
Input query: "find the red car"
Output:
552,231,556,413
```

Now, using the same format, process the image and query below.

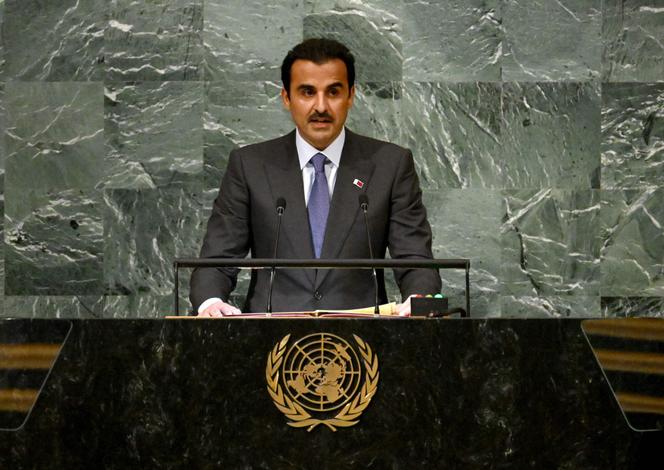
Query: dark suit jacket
190,128,441,313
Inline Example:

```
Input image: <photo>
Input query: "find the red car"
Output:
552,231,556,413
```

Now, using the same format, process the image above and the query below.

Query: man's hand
197,300,242,317
397,294,417,317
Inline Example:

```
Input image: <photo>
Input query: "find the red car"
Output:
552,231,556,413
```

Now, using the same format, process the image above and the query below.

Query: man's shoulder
230,129,410,163
346,129,410,160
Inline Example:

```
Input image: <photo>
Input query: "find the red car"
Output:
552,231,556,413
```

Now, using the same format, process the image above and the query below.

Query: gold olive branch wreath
266,334,379,432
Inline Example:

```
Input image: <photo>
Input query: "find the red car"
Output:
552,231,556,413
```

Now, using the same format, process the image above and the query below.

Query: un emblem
266,333,379,431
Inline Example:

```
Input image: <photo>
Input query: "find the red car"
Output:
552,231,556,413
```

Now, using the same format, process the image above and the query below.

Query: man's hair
281,38,355,96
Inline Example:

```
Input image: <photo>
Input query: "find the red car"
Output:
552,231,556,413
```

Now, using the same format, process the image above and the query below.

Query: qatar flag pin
353,179,364,189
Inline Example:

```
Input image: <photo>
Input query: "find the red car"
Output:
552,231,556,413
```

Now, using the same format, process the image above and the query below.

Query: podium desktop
175,257,470,317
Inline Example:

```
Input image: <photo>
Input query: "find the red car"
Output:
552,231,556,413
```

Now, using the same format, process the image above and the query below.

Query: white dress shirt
297,127,344,205
198,128,346,314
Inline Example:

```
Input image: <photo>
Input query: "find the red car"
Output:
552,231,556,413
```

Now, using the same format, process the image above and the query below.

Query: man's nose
313,92,327,113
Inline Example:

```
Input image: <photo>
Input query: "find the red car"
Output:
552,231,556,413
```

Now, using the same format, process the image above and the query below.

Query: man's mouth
309,113,333,124
309,118,333,129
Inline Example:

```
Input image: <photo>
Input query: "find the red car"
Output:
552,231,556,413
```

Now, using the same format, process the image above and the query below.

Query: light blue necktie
308,152,330,258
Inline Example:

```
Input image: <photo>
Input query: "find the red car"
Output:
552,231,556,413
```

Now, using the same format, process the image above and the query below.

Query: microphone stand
267,198,286,315
359,195,380,317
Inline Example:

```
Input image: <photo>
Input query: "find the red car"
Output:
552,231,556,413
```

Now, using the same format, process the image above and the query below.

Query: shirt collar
295,127,345,170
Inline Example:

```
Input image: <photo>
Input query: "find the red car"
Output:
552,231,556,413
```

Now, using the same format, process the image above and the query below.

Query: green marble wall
0,0,662,318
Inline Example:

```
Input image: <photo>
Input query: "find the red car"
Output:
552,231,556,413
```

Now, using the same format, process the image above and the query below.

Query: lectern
0,318,660,468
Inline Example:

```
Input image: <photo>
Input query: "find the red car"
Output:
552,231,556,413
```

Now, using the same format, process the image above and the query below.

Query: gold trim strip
616,392,664,416
0,344,61,369
0,389,39,413
583,319,664,341
595,349,664,375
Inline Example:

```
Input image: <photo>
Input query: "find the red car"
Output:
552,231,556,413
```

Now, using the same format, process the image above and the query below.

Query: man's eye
302,89,314,96
329,89,339,96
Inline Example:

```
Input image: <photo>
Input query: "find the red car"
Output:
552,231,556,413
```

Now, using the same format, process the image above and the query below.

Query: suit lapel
264,132,315,286
316,130,376,289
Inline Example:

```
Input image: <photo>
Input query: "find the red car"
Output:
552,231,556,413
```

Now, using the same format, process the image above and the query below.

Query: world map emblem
266,333,379,431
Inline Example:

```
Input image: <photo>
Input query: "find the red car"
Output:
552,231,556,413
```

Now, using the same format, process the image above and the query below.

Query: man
191,38,441,316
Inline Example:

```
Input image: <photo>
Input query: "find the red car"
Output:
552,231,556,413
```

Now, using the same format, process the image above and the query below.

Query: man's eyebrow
327,82,343,89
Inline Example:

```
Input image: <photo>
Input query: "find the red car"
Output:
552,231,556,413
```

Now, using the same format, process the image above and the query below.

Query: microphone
275,197,286,217
267,197,286,314
358,194,380,316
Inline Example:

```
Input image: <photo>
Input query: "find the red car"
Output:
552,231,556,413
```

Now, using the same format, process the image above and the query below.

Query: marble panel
3,295,104,318
501,82,601,189
105,0,203,81
601,296,664,317
4,82,104,220
304,0,401,14
501,190,601,298
601,188,664,296
4,189,104,295
104,294,177,318
104,81,204,190
402,82,502,189
601,83,664,188
4,82,104,295
2,0,105,80
0,1,662,317
0,84,3,314
0,181,3,316
346,82,402,145
0,0,5,80
603,0,664,82
224,270,252,313
502,0,601,81
424,189,502,317
106,203,239,317
203,0,303,82
205,80,402,178
0,214,3,315
179,183,251,316
501,295,600,318
303,6,402,83
402,0,501,81
381,267,402,305
204,80,292,189
103,187,212,298
0,83,4,171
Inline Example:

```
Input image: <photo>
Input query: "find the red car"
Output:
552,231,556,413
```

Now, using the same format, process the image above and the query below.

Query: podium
0,318,659,468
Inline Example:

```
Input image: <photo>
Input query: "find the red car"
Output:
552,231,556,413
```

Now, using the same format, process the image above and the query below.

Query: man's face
281,58,355,150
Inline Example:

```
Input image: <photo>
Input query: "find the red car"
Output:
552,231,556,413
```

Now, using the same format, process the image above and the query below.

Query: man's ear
281,88,291,110
348,85,355,107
